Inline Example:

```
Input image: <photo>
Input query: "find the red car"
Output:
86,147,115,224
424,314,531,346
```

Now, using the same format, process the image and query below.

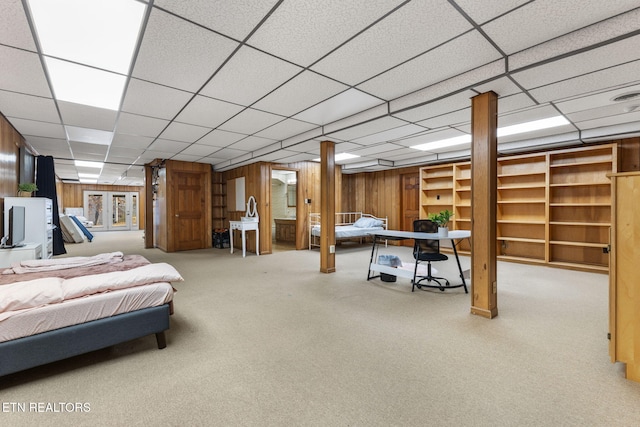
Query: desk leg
451,239,468,294
230,229,234,254
241,230,246,258
256,229,259,256
367,237,379,280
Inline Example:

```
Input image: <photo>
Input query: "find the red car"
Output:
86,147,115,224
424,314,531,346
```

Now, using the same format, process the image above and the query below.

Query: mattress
311,225,384,238
0,282,174,343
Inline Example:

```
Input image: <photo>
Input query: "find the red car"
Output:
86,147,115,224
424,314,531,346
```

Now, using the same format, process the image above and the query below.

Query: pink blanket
0,254,150,285
0,263,183,322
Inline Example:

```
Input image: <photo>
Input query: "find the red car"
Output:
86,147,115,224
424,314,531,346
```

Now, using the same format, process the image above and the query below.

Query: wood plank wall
341,166,419,232
0,114,23,236
617,137,640,171
60,183,145,229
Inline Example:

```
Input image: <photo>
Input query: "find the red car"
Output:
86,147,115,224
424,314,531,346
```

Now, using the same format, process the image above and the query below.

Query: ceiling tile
207,147,250,160
327,116,410,141
482,0,640,54
7,117,66,139
107,146,145,159
555,82,640,114
509,8,640,71
115,113,168,139
254,118,317,141
199,46,303,106
29,137,72,158
527,60,640,104
293,89,383,125
171,153,204,162
0,0,38,50
512,34,640,90
252,70,348,117
454,0,528,25
111,133,154,150
0,46,51,97
572,110,640,131
132,8,239,92
197,129,246,147
69,141,108,158
311,0,472,85
122,79,192,120
0,90,59,123
159,121,211,143
154,0,279,41
58,101,118,132
391,91,476,122
248,0,406,67
174,95,245,128
359,31,503,100
218,108,285,135
416,108,470,129
146,138,190,153
351,124,429,146
179,144,219,157
230,135,278,151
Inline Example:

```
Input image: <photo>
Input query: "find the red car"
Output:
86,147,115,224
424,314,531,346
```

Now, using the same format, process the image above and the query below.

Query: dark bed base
0,303,170,377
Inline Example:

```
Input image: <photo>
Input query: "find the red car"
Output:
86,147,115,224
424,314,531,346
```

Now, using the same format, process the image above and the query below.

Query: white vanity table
229,196,259,258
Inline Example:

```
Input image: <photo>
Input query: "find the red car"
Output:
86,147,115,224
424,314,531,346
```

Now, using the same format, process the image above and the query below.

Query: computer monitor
6,205,26,248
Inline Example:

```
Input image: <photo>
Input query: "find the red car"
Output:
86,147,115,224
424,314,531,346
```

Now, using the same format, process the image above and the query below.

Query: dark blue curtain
35,155,66,256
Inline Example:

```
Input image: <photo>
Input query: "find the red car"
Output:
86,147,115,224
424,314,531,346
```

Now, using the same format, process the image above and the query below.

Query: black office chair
412,219,450,292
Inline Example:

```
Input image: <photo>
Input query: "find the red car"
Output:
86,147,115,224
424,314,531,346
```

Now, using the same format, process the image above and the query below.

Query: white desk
366,230,470,293
0,243,43,268
229,220,259,257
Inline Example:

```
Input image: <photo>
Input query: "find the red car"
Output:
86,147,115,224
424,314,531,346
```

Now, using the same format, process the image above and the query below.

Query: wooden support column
144,162,156,249
470,91,498,319
320,140,336,273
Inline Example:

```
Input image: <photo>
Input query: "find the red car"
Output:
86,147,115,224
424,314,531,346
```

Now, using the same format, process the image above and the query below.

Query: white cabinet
4,197,53,259
0,243,43,268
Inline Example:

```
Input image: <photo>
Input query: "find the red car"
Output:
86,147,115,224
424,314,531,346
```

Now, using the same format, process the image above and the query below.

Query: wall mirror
287,184,296,207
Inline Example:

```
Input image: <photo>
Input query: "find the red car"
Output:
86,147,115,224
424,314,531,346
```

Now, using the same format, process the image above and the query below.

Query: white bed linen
0,282,173,343
311,225,384,238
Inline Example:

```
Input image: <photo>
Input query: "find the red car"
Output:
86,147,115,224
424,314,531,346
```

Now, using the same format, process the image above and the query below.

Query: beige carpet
1,231,640,426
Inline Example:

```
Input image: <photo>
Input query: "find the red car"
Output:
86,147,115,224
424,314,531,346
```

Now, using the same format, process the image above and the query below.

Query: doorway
84,191,139,231
271,169,298,252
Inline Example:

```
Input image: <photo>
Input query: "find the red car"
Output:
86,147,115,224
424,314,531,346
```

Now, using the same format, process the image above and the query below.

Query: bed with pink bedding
0,252,182,376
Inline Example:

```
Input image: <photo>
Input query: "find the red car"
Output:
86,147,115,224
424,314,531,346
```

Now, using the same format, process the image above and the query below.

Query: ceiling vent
612,92,640,102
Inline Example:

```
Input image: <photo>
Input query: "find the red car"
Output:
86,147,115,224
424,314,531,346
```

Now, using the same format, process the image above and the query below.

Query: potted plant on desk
18,183,38,197
428,209,453,237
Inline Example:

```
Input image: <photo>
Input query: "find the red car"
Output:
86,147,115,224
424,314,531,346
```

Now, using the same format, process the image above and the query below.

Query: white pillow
353,217,383,228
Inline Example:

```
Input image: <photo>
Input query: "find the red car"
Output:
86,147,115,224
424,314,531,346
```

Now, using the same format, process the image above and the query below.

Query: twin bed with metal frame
308,212,387,250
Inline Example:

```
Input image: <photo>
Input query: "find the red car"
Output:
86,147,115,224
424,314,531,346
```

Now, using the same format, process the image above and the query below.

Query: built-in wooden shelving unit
419,143,617,273
212,173,226,230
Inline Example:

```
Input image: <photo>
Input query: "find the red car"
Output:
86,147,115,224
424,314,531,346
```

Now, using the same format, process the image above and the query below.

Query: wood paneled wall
60,183,145,229
0,114,24,236
617,137,640,171
341,167,419,232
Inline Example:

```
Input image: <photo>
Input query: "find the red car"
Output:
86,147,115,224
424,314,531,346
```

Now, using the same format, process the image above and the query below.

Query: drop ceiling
1,0,639,186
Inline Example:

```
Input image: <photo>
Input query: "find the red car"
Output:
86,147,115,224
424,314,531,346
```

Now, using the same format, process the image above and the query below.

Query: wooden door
401,172,420,247
173,170,207,251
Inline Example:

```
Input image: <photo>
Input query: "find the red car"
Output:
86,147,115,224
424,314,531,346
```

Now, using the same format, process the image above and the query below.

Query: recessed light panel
28,0,146,110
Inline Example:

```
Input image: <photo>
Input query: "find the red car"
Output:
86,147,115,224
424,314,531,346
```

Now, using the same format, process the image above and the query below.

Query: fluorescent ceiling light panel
74,160,104,169
44,57,127,111
66,125,114,145
411,134,471,151
78,173,100,179
411,116,571,151
497,116,570,137
313,153,360,162
79,179,98,184
28,0,145,74
28,0,145,110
